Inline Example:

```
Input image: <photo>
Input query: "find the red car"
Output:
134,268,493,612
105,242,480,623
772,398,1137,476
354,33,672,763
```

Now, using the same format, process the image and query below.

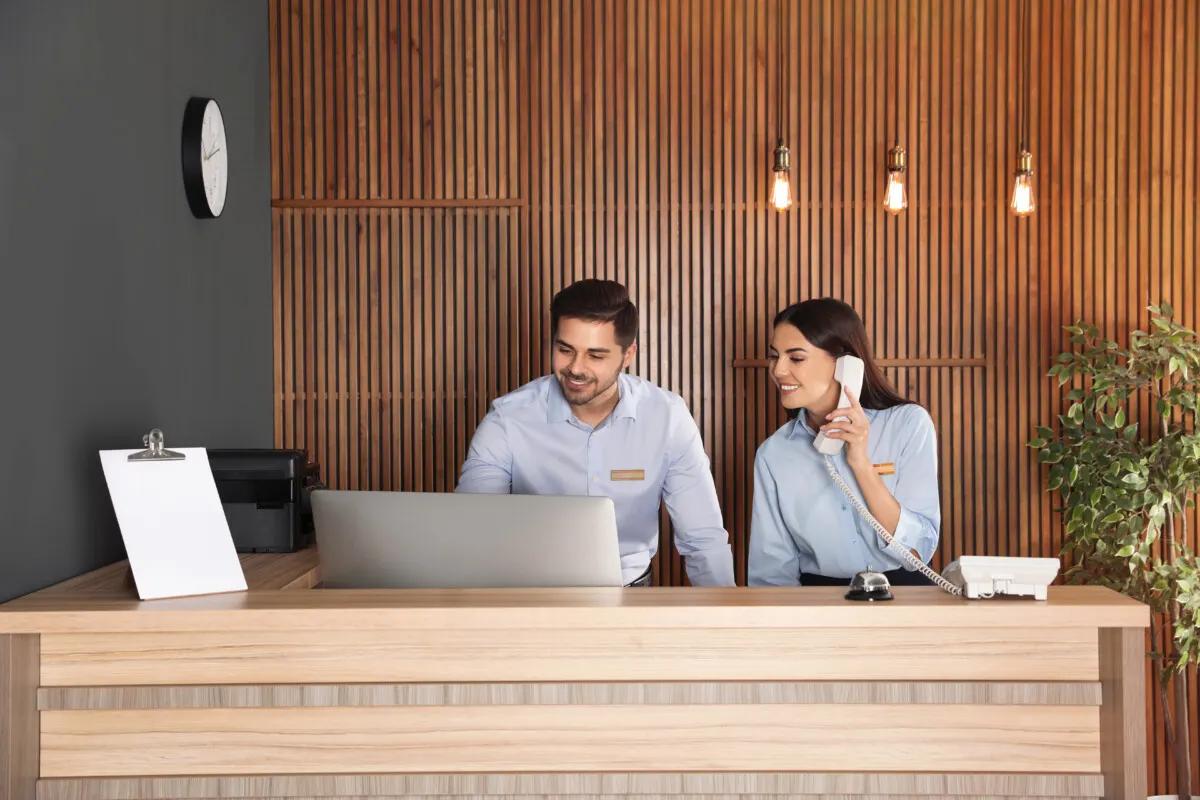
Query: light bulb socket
886,144,906,173
1017,149,1034,175
773,140,791,173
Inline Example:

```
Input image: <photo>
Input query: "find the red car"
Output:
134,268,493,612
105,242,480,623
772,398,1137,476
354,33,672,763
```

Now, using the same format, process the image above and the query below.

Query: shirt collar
789,406,879,438
612,374,641,420
545,373,641,424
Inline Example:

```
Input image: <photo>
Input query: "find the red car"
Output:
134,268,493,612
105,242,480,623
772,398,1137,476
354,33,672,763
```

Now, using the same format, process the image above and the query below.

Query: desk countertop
0,548,1148,633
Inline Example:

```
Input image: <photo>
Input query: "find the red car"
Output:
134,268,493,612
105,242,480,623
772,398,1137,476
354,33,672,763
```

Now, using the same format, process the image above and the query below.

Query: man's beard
558,369,619,406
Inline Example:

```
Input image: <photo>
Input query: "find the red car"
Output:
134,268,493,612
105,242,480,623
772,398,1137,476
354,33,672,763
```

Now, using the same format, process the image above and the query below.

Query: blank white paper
100,448,247,600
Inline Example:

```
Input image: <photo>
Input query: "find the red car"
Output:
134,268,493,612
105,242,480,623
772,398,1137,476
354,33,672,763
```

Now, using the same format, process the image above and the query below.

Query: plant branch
1175,666,1194,799
1150,620,1178,753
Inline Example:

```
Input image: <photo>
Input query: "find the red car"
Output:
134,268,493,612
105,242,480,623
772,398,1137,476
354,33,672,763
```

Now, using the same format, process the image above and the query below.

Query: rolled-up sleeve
883,407,941,568
456,409,513,494
661,402,734,587
748,447,802,586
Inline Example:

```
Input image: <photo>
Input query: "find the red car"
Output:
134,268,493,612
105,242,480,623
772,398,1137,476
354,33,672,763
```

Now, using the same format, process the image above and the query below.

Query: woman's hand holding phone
819,387,871,469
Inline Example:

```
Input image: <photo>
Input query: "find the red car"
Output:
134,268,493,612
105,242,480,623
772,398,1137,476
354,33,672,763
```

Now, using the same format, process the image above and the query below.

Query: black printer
207,449,319,553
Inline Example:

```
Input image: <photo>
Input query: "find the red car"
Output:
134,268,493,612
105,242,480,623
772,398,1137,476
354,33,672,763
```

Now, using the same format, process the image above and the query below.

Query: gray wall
0,2,272,602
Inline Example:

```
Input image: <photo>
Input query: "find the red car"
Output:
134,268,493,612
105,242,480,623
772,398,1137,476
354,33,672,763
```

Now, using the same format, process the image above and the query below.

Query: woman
748,298,941,586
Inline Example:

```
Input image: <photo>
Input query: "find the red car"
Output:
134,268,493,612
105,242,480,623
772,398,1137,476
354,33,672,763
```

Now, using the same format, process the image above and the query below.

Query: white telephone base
941,556,1060,600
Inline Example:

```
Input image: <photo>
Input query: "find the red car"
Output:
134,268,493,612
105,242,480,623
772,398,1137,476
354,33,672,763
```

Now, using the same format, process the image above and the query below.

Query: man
457,279,735,587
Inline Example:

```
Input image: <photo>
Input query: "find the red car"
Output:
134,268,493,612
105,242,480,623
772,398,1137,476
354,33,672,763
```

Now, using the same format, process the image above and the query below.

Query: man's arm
456,410,514,494
747,449,802,586
661,404,735,587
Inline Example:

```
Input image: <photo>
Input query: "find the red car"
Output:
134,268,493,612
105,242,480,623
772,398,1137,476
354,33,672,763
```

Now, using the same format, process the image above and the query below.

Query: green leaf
1114,408,1126,428
1115,544,1135,558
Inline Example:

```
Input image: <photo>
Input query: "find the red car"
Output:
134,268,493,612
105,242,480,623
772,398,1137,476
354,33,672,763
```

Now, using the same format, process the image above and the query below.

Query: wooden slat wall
269,1,1199,792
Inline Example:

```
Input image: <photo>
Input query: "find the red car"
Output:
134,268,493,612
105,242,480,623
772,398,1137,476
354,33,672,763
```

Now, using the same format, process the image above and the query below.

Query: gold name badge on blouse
610,469,646,481
873,462,896,476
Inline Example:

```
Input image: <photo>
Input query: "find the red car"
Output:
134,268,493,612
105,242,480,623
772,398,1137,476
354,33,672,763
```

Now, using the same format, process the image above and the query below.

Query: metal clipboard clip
127,428,186,462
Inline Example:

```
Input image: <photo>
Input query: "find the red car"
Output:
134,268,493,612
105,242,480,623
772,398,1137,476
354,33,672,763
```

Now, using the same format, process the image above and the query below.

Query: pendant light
882,144,907,214
771,143,792,211
1010,0,1035,216
770,0,792,211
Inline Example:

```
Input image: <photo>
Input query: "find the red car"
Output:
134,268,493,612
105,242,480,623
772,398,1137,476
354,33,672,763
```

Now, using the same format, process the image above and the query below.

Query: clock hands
203,145,223,161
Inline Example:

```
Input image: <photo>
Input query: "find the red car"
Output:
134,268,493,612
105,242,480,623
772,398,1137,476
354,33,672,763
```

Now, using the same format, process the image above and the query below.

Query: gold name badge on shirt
610,469,646,481
873,462,896,476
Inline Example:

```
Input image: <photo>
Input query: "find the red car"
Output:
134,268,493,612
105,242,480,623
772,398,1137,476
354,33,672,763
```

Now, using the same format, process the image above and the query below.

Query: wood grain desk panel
0,635,38,800
39,625,1098,686
0,552,1149,800
35,771,1108,800
25,551,320,598
1099,627,1148,800
0,585,1149,635
34,790,1101,800
40,704,1102,777
36,680,1105,710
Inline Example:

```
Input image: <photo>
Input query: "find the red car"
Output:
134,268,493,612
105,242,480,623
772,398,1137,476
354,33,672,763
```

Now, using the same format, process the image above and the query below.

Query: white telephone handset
814,355,865,455
812,356,1060,598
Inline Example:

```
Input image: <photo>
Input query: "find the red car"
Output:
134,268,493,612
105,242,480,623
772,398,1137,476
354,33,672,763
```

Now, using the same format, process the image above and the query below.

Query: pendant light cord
888,2,895,150
1019,0,1030,150
777,0,785,143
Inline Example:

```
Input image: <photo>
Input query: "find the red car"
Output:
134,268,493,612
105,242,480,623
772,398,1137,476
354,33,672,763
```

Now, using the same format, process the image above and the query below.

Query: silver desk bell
846,569,894,601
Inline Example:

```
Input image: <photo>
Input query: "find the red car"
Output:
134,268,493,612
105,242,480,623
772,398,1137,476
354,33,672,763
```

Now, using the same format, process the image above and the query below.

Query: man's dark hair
550,279,639,348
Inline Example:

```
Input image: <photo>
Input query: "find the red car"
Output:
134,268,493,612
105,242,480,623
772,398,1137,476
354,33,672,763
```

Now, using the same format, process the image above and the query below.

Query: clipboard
100,429,247,600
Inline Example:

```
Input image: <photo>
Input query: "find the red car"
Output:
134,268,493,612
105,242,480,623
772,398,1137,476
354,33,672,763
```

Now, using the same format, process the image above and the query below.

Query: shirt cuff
884,506,936,570
684,545,736,587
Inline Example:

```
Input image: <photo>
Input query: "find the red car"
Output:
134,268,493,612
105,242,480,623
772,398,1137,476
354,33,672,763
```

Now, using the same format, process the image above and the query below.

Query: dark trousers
799,568,933,587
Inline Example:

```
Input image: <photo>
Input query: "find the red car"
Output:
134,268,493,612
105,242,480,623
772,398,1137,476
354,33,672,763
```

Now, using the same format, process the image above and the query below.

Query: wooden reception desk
1,550,1149,800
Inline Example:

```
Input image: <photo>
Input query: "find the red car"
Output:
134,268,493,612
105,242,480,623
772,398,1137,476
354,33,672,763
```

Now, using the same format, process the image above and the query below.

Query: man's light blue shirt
748,403,941,585
457,373,735,586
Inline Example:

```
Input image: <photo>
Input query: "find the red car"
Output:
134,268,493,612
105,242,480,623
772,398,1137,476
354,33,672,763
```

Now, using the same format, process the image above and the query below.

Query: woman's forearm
848,461,924,561
848,461,902,535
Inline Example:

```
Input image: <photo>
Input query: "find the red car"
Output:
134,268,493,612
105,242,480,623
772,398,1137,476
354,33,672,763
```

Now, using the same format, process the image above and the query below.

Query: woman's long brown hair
773,298,910,410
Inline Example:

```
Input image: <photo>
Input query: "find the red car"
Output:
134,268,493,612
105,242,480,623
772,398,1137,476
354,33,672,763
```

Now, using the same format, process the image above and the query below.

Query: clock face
200,101,228,216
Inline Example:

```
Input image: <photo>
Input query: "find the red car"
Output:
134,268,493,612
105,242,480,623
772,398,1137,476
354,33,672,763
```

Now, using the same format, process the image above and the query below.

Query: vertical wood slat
1099,627,1149,800
270,1,1199,791
0,634,39,800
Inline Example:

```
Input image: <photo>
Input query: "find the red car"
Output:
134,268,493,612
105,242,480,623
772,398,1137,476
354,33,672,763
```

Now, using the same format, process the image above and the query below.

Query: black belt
624,564,653,587
799,568,933,587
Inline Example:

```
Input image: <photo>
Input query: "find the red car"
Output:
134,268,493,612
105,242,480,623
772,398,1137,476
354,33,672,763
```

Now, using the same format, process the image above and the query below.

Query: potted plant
1030,303,1200,800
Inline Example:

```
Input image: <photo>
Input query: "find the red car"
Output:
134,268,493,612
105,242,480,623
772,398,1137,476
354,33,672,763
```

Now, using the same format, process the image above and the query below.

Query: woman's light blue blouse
748,403,941,585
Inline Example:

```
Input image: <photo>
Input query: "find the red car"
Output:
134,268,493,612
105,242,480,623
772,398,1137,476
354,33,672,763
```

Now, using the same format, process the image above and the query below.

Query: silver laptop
312,491,623,588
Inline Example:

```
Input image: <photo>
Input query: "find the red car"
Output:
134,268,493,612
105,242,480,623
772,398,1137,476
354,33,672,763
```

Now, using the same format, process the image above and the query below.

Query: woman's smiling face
767,322,838,412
